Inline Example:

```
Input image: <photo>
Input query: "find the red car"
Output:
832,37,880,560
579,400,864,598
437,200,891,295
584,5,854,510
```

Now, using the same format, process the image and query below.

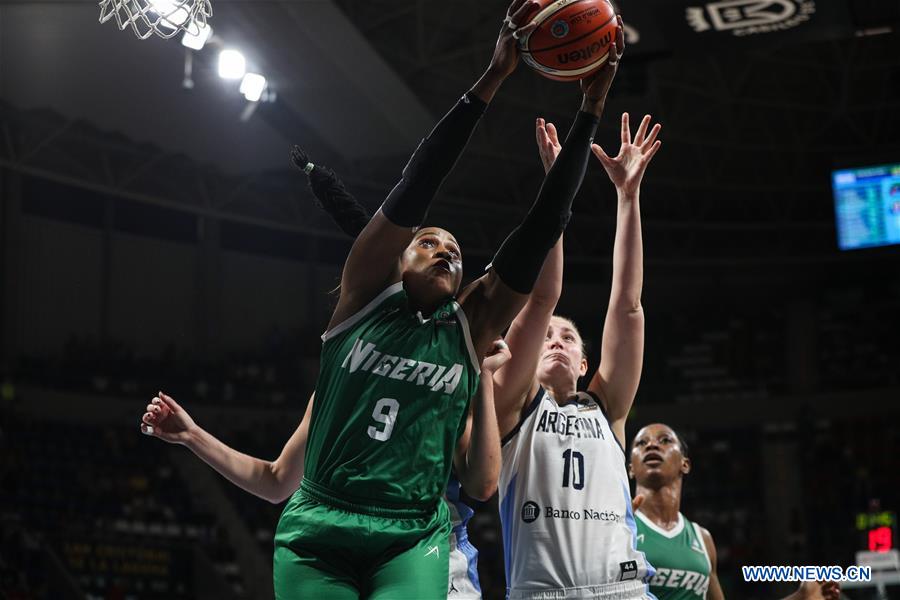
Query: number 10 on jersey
368,398,399,442
562,449,585,490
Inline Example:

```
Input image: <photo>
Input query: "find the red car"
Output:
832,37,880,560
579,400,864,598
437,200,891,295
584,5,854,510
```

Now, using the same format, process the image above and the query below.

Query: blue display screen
832,163,900,250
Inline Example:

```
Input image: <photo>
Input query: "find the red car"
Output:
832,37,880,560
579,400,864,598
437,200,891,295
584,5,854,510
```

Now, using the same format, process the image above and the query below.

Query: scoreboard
857,511,897,553
832,163,900,250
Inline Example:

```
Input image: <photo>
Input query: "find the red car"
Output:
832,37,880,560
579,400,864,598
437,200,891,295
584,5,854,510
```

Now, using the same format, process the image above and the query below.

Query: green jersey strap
321,281,405,343
449,299,480,375
691,521,712,572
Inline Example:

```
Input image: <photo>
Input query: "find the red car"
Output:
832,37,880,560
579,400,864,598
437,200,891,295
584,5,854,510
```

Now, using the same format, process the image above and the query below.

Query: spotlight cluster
180,19,274,104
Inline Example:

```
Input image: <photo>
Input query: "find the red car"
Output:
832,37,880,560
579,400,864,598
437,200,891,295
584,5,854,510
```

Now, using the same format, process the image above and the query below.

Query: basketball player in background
630,424,841,600
491,96,661,600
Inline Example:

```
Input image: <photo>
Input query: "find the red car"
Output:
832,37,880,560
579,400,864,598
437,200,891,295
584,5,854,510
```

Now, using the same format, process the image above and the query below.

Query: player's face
537,316,588,386
400,227,463,300
630,424,690,487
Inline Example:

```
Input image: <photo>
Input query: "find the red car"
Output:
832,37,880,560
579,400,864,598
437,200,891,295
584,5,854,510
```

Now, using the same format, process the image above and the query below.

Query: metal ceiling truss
0,100,874,268
2,8,898,267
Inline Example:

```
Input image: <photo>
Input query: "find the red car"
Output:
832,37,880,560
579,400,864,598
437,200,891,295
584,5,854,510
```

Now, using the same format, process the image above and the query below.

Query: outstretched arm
140,391,314,504
586,113,661,447
461,18,626,361
453,339,510,500
492,119,564,437
317,0,539,332
290,146,370,238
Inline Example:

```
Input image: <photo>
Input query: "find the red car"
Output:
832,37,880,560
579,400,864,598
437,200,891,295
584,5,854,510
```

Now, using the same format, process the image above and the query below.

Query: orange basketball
517,0,618,82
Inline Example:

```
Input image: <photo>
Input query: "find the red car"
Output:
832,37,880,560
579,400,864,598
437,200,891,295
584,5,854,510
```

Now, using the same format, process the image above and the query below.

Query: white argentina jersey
499,388,655,600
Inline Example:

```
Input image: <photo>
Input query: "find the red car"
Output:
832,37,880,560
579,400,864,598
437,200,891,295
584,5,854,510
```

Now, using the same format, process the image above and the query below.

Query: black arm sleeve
381,92,488,227
307,165,371,238
490,110,600,294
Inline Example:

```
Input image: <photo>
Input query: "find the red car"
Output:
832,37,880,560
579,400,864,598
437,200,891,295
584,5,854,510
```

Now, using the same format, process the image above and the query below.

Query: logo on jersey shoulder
576,395,600,412
619,560,638,581
521,501,540,523
420,309,456,326
340,337,465,394
434,310,456,326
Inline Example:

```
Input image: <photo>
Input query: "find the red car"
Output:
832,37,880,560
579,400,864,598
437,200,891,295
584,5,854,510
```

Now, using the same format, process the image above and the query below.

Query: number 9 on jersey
367,398,400,442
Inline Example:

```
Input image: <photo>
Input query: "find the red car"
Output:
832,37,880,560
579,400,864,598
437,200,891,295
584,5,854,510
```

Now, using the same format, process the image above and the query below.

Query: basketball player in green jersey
270,0,622,596
630,423,841,600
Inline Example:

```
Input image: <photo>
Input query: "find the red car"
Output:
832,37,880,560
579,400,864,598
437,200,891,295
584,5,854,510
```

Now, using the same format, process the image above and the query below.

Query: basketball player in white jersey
492,105,662,599
630,423,841,600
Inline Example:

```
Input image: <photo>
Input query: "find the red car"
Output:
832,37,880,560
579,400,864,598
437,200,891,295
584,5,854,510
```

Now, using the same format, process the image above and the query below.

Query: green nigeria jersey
303,281,480,510
636,510,711,599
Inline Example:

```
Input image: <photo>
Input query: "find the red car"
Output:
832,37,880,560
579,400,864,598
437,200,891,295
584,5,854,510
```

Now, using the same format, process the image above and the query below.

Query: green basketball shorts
274,481,451,599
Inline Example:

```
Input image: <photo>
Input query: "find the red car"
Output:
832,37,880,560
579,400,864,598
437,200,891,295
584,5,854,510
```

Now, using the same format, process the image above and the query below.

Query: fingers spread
643,140,662,163
591,143,612,165
634,114,651,146
642,123,662,150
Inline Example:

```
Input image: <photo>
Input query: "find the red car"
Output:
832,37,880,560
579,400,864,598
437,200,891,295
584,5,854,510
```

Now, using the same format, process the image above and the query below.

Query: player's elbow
266,462,300,504
613,299,644,318
267,493,290,504
465,470,499,501
265,482,296,504
467,481,498,502
609,284,643,314
529,286,562,310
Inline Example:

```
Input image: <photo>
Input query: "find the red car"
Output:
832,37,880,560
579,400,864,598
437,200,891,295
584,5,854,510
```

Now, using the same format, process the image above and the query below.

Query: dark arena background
2,0,900,599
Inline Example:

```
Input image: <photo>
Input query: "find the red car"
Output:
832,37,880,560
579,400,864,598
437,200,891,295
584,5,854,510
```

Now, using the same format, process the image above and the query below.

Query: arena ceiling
2,0,900,267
